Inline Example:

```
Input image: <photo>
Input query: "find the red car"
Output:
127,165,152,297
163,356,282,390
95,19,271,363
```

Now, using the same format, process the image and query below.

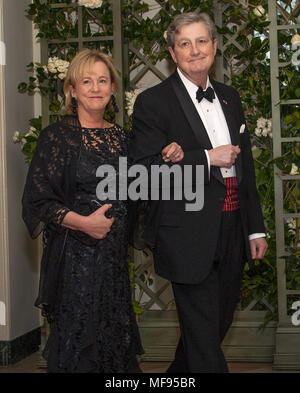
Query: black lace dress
36,123,143,372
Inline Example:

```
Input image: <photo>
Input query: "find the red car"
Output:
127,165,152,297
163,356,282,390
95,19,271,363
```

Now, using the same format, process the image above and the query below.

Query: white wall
0,0,40,342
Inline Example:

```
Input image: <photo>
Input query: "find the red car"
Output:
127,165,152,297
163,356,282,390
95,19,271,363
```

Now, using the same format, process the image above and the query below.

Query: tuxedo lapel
170,72,212,150
170,73,224,185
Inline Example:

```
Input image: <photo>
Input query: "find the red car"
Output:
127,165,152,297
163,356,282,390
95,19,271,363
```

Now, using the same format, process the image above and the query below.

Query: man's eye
181,42,190,47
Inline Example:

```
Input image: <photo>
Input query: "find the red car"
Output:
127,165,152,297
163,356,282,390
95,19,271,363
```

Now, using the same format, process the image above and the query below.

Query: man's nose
190,42,200,55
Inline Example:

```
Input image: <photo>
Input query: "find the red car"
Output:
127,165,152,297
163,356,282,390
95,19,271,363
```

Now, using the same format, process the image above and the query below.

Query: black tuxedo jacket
130,71,265,284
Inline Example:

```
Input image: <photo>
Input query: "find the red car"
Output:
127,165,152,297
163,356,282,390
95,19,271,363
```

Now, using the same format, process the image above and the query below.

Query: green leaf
18,82,27,92
252,148,262,159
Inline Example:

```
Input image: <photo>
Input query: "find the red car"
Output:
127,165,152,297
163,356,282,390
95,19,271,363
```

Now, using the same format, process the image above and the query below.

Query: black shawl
22,115,83,321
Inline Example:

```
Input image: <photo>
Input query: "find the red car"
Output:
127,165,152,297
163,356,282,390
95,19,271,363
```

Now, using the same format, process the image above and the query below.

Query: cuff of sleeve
249,233,266,240
55,207,71,226
204,150,210,180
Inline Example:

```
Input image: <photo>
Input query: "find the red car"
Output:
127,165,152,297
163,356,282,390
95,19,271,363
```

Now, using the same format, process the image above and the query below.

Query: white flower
286,218,296,234
287,218,296,229
57,65,66,73
48,66,57,74
291,34,300,45
290,163,300,175
255,117,272,138
25,127,37,138
255,127,261,137
257,117,265,128
254,5,266,17
46,57,69,78
125,89,142,116
47,58,58,73
20,138,27,148
78,0,103,9
43,65,48,74
163,31,168,41
12,131,20,143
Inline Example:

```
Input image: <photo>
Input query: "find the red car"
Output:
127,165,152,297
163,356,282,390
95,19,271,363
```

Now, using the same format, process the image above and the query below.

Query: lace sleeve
22,123,71,238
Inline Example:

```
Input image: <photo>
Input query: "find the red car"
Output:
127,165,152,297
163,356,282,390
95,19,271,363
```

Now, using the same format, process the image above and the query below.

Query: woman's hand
62,204,114,239
162,142,184,163
83,204,114,239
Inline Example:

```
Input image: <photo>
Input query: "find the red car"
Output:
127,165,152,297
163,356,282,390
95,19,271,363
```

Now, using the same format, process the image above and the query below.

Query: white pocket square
239,124,245,134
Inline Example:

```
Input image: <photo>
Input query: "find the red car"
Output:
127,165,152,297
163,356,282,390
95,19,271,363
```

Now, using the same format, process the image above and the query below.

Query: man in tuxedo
130,12,267,373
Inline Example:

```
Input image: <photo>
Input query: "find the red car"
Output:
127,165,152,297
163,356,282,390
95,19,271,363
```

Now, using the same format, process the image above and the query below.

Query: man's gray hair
166,12,217,48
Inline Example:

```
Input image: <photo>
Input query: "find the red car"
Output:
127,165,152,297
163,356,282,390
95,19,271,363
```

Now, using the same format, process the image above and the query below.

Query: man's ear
168,46,177,64
213,38,218,56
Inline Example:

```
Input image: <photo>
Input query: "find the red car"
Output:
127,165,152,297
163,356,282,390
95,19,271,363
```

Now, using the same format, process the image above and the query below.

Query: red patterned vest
223,176,240,211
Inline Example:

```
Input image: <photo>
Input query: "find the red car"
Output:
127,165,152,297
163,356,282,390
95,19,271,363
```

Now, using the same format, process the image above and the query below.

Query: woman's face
71,60,114,116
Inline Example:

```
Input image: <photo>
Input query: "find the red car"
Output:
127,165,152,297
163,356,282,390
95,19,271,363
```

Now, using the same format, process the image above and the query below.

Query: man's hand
250,237,268,260
208,144,240,168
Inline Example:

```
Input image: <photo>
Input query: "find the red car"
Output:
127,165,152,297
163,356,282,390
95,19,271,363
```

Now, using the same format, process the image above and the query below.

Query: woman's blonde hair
63,48,119,114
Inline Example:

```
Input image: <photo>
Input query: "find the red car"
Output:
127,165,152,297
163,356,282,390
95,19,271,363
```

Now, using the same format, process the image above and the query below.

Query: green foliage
12,116,42,163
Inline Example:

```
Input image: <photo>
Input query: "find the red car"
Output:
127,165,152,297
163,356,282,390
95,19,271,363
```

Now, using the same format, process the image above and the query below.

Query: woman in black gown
22,49,143,373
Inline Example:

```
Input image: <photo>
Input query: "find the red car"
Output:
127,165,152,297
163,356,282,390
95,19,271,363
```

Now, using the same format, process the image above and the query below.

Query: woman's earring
110,94,119,113
71,97,78,115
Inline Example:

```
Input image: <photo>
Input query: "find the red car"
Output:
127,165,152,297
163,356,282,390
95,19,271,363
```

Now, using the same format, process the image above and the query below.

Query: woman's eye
83,79,90,84
99,79,107,83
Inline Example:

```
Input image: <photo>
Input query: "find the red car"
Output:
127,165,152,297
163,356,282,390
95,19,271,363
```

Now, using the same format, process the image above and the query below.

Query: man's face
169,22,217,83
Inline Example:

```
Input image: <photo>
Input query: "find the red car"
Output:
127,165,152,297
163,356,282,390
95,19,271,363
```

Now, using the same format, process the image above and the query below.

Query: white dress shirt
177,68,236,178
177,68,265,241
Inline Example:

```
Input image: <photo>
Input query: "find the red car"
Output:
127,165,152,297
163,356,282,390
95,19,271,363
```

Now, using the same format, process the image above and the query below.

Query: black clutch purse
69,199,113,246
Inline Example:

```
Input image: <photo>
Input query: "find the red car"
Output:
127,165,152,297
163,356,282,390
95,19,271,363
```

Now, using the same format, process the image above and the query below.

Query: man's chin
189,66,209,75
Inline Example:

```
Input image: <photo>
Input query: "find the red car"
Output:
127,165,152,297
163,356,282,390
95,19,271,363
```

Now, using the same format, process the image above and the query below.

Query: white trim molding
0,0,10,340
